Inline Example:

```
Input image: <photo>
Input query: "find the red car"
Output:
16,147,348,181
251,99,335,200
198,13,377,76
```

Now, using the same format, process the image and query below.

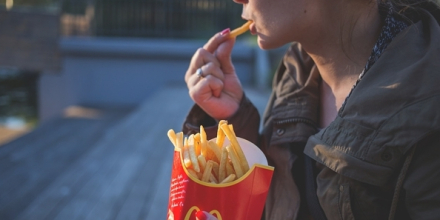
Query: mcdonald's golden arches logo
183,206,222,220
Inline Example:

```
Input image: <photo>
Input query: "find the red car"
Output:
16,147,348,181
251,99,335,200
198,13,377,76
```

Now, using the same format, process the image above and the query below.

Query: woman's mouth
249,22,257,35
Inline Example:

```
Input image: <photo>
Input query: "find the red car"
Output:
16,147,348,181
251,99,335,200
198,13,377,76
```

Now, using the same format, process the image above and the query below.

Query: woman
183,0,440,218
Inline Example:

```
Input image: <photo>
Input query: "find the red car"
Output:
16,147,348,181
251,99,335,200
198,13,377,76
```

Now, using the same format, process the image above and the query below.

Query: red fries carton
167,137,274,220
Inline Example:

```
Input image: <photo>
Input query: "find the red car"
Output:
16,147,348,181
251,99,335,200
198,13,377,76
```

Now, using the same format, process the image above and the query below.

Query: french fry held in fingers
166,121,250,184
229,20,252,38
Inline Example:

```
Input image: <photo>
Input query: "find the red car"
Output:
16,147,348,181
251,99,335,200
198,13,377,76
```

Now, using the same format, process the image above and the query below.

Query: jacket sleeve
182,93,261,146
401,132,440,220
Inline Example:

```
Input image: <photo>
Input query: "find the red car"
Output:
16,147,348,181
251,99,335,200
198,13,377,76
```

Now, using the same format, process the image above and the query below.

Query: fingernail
196,211,208,220
220,28,230,36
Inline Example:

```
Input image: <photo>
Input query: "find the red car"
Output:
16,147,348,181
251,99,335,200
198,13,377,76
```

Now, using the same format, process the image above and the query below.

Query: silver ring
196,68,204,78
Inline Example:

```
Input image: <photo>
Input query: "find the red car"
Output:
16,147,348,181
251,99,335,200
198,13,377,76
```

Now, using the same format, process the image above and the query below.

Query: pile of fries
167,120,249,184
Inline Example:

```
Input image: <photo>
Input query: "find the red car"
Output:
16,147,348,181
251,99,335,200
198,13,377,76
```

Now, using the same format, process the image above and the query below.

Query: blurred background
0,0,282,219
0,0,285,140
0,0,269,140
3,0,439,219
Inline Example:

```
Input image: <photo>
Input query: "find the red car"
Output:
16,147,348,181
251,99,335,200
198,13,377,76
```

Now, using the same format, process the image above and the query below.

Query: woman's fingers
186,62,224,88
189,74,224,101
183,29,243,120
203,62,225,81
185,48,220,83
203,31,230,54
203,30,235,72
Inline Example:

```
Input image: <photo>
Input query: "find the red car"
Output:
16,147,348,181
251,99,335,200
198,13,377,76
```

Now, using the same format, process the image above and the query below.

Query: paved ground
0,85,271,220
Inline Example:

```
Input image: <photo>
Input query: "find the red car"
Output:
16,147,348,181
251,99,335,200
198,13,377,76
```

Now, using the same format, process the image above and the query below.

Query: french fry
219,147,228,182
221,123,250,173
226,161,235,177
188,134,194,146
167,129,177,148
189,144,200,172
167,121,255,185
200,125,208,157
206,146,217,163
220,174,236,184
176,132,184,150
211,161,220,179
194,133,201,155
216,120,227,147
202,160,214,182
226,145,244,178
228,124,235,136
183,145,192,168
229,20,252,38
187,168,199,180
209,173,218,183
197,154,207,172
207,140,222,162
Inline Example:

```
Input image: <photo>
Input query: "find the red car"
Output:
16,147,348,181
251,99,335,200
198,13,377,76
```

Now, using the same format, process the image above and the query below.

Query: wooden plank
115,88,193,220
0,108,132,220
15,116,140,220
16,86,192,220
113,151,173,220
142,156,174,220
81,87,193,220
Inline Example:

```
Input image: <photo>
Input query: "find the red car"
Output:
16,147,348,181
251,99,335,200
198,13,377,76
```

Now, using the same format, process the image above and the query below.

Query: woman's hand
185,29,244,120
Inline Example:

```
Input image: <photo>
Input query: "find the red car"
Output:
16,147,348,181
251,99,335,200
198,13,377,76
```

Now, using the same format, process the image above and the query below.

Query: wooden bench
0,85,270,220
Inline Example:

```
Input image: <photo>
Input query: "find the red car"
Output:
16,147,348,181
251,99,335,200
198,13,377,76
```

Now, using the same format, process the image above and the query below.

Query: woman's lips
249,22,256,35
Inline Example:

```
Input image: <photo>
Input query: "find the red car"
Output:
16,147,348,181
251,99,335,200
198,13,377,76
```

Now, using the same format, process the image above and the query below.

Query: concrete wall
39,37,258,122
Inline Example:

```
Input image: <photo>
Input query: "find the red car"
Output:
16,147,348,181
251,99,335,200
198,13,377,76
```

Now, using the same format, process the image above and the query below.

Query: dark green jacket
183,7,440,220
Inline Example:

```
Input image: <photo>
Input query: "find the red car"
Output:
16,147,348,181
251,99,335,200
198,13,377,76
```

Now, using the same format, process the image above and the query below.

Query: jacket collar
305,10,440,186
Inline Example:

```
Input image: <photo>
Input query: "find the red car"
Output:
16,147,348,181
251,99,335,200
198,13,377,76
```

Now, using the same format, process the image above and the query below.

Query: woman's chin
258,38,282,50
